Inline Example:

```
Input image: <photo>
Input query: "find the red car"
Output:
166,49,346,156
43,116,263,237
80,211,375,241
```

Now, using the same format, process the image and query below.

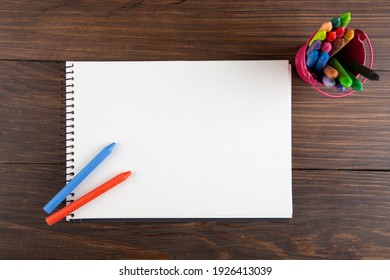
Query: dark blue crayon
336,82,346,92
314,52,330,72
306,50,319,69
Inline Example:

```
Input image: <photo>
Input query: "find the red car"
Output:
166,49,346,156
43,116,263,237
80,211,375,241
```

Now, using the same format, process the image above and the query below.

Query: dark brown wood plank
0,61,64,164
0,1,388,65
1,164,389,259
293,71,390,170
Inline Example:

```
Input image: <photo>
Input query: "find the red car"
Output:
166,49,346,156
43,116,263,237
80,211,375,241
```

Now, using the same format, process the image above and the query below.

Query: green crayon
344,68,363,91
329,57,353,88
340,12,351,27
331,17,341,28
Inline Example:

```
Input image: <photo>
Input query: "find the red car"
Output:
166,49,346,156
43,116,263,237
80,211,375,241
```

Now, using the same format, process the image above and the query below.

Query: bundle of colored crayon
305,12,380,93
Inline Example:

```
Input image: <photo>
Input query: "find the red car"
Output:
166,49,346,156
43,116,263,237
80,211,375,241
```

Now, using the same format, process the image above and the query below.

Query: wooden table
1,1,389,259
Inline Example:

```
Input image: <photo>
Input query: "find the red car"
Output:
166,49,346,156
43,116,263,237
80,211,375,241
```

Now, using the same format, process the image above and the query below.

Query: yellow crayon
309,29,326,47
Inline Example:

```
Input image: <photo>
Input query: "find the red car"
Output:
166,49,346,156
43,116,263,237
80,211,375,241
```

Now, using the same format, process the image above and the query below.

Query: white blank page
66,60,292,219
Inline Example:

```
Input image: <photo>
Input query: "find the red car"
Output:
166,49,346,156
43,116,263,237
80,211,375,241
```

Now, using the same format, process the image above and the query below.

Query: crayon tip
333,38,345,48
339,77,353,88
324,65,338,79
314,52,330,73
370,73,380,81
46,217,54,226
331,17,341,28
336,83,346,93
122,171,132,179
321,42,332,53
353,81,363,91
306,49,319,69
335,27,345,38
308,30,326,46
106,142,117,152
306,40,322,55
43,205,51,214
340,12,351,27
344,68,363,91
326,31,337,42
320,22,332,32
344,29,354,41
322,75,335,88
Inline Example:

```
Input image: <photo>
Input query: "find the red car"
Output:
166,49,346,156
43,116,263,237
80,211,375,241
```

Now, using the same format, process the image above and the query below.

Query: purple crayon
336,82,346,92
322,75,335,88
306,40,322,56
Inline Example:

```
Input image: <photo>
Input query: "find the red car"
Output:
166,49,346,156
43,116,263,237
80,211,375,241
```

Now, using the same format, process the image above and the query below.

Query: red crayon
335,27,345,38
46,171,132,226
326,31,337,42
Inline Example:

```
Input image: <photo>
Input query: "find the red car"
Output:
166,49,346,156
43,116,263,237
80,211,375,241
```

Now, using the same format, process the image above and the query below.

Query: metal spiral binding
64,63,75,199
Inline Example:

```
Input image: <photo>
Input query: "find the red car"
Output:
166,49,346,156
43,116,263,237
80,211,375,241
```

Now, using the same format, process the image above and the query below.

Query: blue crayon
43,142,117,214
306,50,319,69
314,52,330,72
306,40,322,56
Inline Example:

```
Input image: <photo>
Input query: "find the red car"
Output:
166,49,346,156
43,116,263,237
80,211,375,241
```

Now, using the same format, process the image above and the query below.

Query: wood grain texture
1,165,389,259
1,0,390,259
0,1,388,65
293,71,390,170
0,61,64,164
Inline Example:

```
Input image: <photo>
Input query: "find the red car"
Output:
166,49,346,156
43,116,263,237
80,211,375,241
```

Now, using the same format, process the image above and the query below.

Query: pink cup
295,29,373,98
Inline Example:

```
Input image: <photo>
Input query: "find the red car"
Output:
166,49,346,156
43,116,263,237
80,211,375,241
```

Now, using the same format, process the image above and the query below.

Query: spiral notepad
65,61,292,220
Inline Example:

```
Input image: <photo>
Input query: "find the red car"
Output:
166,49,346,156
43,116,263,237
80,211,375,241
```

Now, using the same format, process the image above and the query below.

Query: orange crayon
308,22,332,47
319,22,332,32
46,171,132,226
323,65,338,79
343,29,354,44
